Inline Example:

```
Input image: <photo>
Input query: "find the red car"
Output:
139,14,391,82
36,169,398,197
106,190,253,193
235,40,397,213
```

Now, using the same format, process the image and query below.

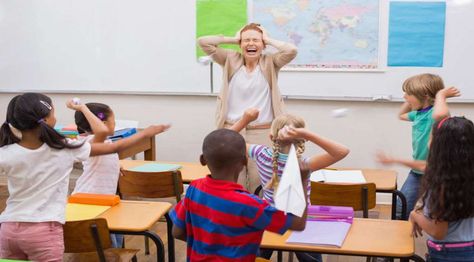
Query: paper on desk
287,220,351,247
310,170,366,184
115,119,139,131
66,203,111,221
129,163,182,172
274,145,306,217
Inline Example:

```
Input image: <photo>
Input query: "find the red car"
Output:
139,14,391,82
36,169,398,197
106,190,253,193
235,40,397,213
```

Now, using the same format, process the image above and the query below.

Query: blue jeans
427,242,474,261
110,233,124,248
259,249,322,262
397,170,422,220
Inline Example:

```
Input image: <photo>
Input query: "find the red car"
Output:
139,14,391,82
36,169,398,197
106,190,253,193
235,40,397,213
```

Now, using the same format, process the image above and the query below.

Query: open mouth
246,47,258,55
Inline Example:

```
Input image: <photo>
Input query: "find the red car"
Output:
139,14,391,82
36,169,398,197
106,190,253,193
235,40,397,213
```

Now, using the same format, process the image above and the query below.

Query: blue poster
388,2,446,67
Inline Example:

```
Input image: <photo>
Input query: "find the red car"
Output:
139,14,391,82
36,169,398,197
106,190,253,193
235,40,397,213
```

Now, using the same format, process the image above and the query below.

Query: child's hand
142,124,171,137
439,86,461,98
66,99,86,111
242,108,259,123
376,151,396,165
409,211,423,237
278,126,306,141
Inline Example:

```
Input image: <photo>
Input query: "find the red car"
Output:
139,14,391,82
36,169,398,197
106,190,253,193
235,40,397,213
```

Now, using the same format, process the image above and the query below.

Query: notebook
307,205,354,224
287,220,351,247
310,170,366,184
129,163,182,172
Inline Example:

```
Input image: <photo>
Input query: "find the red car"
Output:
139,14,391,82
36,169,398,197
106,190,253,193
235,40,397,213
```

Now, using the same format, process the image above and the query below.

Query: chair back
310,182,376,218
64,218,111,261
119,169,184,201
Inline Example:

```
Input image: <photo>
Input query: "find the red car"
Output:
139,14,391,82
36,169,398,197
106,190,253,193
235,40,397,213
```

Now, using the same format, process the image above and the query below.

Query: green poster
196,0,247,58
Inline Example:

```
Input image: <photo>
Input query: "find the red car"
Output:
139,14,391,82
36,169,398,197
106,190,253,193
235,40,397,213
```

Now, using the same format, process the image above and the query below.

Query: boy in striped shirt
170,129,308,261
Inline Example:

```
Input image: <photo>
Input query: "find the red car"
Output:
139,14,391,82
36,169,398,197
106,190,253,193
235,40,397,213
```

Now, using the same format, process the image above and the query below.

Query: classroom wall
1,93,473,203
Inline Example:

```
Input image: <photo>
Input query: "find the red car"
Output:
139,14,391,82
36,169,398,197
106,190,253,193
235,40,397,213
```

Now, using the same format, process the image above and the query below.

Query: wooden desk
117,132,156,161
120,159,209,183
66,200,172,262
261,218,424,261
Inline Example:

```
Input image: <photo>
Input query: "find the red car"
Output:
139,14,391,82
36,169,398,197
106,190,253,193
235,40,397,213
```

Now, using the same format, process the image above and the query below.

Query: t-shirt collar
204,175,248,193
418,105,433,113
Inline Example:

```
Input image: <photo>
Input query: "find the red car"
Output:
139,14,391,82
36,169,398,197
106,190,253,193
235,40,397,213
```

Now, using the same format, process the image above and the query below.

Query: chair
310,182,376,218
63,218,139,262
118,168,184,261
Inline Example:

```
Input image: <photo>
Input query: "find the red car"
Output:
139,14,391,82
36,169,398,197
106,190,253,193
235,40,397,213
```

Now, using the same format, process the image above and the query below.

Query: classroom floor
0,171,428,262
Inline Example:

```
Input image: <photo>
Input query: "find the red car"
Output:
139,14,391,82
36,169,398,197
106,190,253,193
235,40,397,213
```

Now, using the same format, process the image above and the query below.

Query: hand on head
277,125,303,141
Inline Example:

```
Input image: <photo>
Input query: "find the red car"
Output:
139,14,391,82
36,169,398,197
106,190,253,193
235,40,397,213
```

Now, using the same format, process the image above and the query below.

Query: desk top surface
261,218,414,257
120,160,396,189
120,159,210,183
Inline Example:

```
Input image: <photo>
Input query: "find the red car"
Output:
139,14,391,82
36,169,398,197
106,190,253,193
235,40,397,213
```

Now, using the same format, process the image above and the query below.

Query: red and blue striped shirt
170,175,293,261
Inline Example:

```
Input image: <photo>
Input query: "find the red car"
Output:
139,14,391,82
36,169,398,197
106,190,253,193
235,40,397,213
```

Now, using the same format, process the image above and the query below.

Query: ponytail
0,122,20,147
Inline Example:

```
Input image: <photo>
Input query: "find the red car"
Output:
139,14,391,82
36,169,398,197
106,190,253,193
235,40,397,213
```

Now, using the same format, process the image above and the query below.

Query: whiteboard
0,0,210,94
1,0,473,101
213,0,474,102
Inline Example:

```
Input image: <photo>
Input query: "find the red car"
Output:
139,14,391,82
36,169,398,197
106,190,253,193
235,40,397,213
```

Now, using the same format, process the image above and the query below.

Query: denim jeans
110,233,124,248
397,170,422,220
259,249,322,262
427,242,474,261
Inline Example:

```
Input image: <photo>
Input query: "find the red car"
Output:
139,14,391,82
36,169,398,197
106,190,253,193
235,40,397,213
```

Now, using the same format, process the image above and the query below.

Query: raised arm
399,102,412,121
229,108,259,132
89,124,170,156
197,35,239,66
432,87,461,121
66,99,109,143
279,127,349,171
260,26,297,69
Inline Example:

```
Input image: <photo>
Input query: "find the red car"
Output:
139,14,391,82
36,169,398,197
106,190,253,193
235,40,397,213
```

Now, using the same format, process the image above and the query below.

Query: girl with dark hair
410,117,474,261
0,93,169,261
68,100,170,248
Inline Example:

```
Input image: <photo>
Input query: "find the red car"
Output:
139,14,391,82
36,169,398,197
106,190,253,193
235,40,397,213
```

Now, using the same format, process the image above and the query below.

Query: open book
310,169,366,184
287,220,351,247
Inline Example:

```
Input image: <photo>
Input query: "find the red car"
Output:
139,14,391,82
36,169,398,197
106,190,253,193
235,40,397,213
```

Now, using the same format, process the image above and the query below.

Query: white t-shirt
226,66,273,125
0,141,91,224
73,135,120,195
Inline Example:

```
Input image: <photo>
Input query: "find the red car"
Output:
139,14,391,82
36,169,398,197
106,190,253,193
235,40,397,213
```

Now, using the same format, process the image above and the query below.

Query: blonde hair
402,73,445,105
266,114,306,191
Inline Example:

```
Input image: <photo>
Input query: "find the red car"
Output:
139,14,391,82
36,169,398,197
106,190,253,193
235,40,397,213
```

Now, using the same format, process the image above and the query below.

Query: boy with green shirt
377,73,460,219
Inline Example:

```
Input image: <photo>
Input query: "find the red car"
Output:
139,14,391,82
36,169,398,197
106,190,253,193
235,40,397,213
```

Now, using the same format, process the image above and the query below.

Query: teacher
198,23,297,192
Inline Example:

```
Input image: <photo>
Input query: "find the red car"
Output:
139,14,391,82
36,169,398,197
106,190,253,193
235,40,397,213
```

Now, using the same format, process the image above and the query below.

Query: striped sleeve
251,202,293,235
248,144,265,161
169,199,186,229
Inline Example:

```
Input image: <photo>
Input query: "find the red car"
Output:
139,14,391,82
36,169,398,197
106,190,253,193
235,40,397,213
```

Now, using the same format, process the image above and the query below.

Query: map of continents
253,0,379,69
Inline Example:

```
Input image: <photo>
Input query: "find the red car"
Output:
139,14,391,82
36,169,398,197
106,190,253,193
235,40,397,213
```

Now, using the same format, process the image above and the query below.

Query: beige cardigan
198,36,297,128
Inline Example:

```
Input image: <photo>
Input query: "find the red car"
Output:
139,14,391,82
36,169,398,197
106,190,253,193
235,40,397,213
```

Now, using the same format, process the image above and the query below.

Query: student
0,93,168,261
170,129,308,261
377,73,460,219
232,109,350,262
410,117,474,262
68,100,170,248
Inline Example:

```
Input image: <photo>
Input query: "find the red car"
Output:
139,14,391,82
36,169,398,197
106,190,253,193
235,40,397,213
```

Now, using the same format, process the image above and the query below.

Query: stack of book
287,205,354,247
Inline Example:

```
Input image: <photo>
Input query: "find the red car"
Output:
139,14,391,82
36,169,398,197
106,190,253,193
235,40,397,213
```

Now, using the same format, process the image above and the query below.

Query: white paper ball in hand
72,97,81,105
331,108,349,118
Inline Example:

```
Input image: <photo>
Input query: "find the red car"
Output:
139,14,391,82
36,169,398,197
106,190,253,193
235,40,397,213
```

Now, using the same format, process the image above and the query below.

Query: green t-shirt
408,106,434,174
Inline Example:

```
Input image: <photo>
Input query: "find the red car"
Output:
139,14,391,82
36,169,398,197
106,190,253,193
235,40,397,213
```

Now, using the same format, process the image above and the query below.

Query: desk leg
409,254,425,262
145,136,156,161
165,213,175,262
393,190,408,220
112,230,165,262
391,191,397,220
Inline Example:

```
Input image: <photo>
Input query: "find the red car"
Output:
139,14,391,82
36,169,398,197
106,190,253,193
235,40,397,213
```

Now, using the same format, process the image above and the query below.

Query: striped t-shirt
248,144,312,206
170,175,293,261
